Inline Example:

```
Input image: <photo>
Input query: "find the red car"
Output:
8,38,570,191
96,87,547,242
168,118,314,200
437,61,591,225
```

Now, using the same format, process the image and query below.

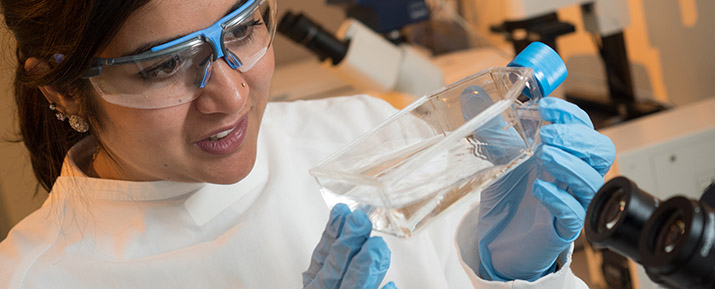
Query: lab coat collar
53,136,269,226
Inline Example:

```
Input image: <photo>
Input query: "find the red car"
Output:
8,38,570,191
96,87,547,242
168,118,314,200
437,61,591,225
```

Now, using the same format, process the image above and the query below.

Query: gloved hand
303,204,397,289
462,92,615,281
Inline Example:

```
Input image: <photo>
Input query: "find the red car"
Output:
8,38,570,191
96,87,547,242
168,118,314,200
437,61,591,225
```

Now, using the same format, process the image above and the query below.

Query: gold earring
68,115,89,133
241,82,247,87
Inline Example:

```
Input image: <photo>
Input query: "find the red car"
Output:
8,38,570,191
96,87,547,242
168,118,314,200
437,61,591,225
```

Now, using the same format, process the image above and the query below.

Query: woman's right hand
303,204,396,289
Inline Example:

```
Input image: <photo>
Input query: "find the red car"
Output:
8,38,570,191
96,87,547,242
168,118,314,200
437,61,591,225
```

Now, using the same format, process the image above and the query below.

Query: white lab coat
0,95,588,288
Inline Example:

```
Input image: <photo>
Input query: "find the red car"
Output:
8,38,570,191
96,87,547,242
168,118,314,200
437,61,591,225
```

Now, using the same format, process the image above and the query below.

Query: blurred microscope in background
484,0,668,127
274,0,667,126
274,0,512,108
325,0,478,55
277,4,444,104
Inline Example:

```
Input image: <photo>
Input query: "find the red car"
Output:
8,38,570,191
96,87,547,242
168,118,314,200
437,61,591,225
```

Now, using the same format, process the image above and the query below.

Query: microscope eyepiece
586,176,715,288
585,176,660,263
638,197,715,288
654,210,686,255
597,187,627,233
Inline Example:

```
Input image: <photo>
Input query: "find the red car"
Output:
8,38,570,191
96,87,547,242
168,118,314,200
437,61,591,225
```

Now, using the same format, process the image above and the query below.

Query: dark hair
1,0,150,191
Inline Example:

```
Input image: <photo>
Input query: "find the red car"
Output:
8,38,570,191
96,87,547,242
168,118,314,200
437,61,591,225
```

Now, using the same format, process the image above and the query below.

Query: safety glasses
82,0,277,109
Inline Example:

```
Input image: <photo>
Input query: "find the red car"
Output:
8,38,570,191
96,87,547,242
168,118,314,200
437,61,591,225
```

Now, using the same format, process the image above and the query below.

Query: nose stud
241,82,247,87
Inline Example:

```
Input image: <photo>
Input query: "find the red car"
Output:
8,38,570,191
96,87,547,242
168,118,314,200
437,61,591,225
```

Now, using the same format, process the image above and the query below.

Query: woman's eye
227,19,262,41
142,55,183,80
228,25,250,40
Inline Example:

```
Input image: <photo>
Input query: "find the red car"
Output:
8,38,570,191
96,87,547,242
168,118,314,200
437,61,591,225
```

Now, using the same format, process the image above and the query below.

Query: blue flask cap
507,42,567,97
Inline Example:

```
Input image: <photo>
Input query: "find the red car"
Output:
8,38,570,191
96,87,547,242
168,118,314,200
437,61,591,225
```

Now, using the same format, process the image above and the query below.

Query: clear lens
91,43,213,109
89,0,276,109
597,188,626,233
656,213,687,254
224,1,275,72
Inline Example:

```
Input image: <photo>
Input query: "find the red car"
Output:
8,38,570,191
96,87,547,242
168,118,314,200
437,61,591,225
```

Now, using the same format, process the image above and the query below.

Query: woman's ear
24,57,81,115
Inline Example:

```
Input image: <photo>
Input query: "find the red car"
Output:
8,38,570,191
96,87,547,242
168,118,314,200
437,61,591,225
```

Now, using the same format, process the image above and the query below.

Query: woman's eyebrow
120,0,248,57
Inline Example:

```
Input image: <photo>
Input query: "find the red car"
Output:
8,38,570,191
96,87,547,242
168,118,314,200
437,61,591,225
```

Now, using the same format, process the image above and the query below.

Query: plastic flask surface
310,42,567,238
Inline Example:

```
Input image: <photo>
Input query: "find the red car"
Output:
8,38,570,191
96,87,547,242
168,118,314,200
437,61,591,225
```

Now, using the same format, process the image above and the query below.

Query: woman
0,0,615,288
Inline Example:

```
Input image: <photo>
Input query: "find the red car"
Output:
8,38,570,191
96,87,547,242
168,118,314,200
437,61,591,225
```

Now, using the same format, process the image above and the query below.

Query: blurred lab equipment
485,0,667,124
326,0,431,36
309,42,564,238
585,176,715,289
278,11,444,100
326,0,475,55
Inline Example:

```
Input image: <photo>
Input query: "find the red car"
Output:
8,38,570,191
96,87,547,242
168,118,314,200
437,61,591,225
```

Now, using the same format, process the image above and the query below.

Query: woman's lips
194,117,248,155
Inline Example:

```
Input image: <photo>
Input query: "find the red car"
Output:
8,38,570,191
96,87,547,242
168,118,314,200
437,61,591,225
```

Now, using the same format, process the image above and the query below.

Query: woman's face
92,0,275,183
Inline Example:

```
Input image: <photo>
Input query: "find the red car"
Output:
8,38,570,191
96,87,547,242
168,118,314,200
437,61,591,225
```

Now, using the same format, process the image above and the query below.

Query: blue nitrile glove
303,204,397,289
463,94,615,281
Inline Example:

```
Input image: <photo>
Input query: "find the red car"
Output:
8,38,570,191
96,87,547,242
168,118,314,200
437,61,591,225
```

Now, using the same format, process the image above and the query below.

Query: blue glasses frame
83,0,261,85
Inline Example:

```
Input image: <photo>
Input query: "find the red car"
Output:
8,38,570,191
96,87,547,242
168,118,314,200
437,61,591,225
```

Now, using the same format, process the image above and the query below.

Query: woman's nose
193,59,249,114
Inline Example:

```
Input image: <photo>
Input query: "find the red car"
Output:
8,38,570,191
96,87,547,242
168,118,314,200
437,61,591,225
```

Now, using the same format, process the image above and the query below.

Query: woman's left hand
303,204,396,289
475,97,616,281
